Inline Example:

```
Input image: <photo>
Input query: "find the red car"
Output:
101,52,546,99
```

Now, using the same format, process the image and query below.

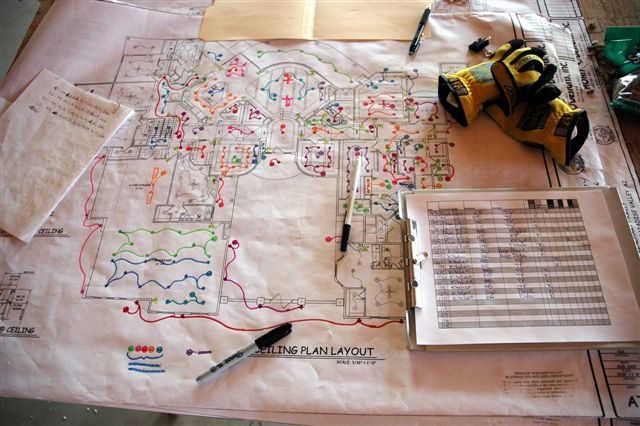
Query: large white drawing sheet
1,0,639,423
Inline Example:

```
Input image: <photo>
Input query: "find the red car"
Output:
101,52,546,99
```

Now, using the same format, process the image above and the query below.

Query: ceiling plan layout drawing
77,38,453,328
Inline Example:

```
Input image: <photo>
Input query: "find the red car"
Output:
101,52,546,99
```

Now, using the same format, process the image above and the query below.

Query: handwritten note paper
0,69,133,242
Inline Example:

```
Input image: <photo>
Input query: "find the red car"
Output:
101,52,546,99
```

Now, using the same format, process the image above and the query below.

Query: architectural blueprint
1,0,639,423
112,0,214,15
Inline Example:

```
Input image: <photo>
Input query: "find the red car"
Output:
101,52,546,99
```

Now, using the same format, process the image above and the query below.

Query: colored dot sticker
142,346,148,353
149,346,155,353
135,345,141,352
128,345,134,352
156,346,163,353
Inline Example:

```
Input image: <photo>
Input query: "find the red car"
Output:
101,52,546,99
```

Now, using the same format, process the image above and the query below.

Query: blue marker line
106,257,210,284
128,368,166,374
166,291,206,305
128,362,162,367
105,257,212,290
106,270,211,290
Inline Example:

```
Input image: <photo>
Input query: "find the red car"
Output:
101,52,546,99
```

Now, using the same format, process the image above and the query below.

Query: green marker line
255,48,354,83
113,227,219,258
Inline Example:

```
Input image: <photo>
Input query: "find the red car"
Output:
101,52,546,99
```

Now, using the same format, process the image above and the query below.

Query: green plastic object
603,27,640,76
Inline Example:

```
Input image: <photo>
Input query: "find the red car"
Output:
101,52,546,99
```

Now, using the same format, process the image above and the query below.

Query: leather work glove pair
438,39,589,165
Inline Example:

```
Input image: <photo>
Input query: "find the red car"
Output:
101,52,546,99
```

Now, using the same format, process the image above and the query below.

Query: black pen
409,7,431,55
196,323,293,383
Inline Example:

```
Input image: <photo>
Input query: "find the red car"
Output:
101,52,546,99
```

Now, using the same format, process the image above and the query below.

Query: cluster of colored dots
128,345,163,353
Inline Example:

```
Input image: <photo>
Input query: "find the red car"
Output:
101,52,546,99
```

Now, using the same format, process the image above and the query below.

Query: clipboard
399,187,640,351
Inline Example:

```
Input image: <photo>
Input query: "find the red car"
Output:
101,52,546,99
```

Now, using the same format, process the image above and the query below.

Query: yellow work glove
491,51,560,117
485,98,589,165
438,39,558,126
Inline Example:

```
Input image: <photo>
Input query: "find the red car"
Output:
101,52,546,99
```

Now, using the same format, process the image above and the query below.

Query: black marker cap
255,323,293,349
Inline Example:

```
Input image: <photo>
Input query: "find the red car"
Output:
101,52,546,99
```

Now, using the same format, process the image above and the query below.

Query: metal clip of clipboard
401,218,426,309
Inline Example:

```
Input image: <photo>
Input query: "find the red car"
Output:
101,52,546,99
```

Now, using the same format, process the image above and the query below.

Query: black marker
196,323,293,383
409,7,431,56
340,155,363,252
